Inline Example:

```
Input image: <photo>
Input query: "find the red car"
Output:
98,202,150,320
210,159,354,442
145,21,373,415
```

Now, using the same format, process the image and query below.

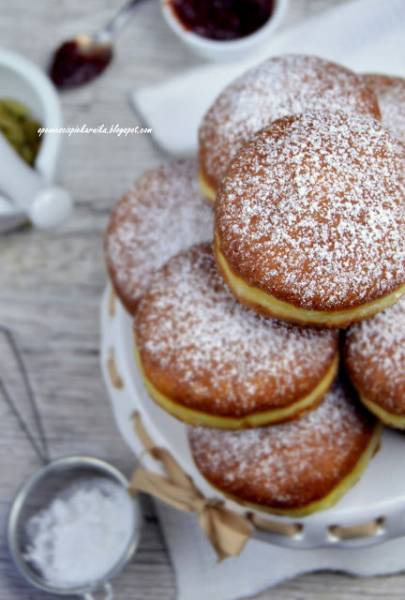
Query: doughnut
345,296,405,428
363,74,405,143
104,160,213,314
215,111,405,328
134,243,339,429
189,379,381,517
199,54,380,200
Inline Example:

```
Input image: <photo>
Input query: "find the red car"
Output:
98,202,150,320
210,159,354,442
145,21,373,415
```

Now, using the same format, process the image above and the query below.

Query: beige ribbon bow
129,413,252,561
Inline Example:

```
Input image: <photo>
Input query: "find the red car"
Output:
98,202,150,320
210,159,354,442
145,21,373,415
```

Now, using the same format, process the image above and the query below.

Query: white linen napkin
133,1,405,597
131,0,405,156
156,502,405,600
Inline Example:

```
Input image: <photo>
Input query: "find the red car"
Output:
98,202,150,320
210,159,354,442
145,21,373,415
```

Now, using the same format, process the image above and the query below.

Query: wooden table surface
0,1,403,598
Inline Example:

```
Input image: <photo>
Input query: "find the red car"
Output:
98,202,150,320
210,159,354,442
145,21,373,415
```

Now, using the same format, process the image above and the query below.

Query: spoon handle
98,0,146,42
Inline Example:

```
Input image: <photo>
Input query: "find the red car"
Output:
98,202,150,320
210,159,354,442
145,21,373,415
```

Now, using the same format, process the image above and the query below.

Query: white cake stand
100,285,405,551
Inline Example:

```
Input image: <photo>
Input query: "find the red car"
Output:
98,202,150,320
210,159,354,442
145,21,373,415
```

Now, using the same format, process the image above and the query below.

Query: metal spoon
50,0,145,89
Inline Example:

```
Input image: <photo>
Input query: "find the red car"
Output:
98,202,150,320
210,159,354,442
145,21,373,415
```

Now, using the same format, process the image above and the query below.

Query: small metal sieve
8,455,142,599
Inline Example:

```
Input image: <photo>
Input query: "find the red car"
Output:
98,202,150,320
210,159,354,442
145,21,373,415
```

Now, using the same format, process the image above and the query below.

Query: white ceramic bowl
0,48,63,232
161,0,289,61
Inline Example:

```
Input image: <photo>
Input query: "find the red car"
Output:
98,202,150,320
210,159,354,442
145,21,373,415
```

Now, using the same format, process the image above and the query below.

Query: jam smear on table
169,0,275,41
50,39,112,89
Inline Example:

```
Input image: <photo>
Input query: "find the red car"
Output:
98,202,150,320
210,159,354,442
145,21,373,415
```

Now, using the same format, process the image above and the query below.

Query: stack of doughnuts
104,54,405,518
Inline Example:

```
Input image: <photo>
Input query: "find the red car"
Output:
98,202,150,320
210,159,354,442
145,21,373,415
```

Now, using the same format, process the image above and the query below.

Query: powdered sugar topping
189,381,373,506
199,54,379,188
217,111,405,310
346,295,405,409
135,244,337,415
364,74,405,143
105,160,213,308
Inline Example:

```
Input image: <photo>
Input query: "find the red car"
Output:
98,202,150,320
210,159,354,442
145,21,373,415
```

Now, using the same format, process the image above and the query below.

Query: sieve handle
83,582,114,600
0,325,50,464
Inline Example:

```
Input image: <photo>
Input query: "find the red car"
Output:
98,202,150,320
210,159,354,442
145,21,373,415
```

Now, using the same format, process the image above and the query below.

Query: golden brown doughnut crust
345,296,405,416
199,54,380,194
104,160,213,314
134,243,339,420
189,380,377,512
215,111,405,313
363,73,405,144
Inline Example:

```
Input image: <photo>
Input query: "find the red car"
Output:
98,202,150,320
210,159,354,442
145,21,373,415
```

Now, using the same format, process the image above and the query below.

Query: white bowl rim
161,0,289,55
